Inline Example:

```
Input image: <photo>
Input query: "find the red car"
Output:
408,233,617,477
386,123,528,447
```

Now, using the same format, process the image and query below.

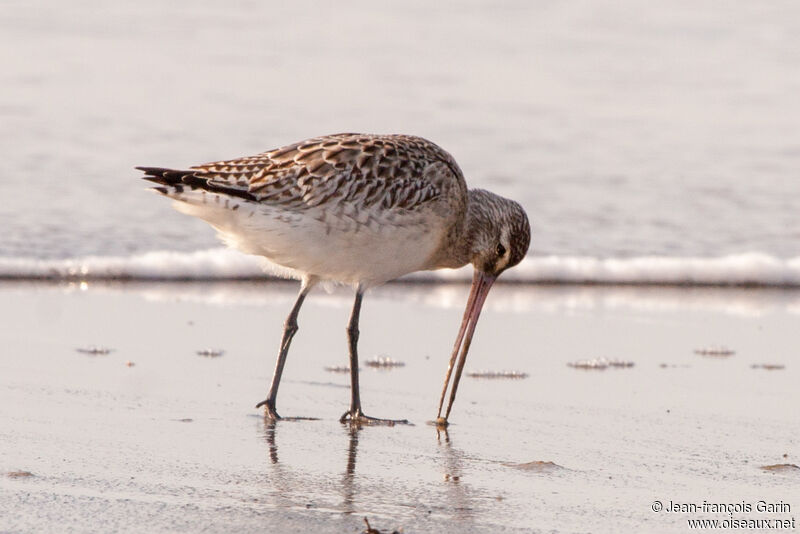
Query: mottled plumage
138,133,530,425
143,133,459,209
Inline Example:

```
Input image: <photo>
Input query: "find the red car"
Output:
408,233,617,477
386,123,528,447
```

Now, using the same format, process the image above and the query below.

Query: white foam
0,248,265,280
497,253,800,287
1,249,800,287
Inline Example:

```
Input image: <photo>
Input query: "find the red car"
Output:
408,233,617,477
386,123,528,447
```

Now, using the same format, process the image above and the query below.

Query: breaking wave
1,248,799,287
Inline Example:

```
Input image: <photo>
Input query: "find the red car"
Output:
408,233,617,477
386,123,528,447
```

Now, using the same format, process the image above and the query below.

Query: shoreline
3,276,800,290
2,249,799,288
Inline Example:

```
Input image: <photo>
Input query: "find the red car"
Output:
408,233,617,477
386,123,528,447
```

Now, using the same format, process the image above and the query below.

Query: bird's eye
496,243,506,256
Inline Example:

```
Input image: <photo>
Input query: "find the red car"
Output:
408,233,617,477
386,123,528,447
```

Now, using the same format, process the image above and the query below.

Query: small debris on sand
365,356,405,368
76,345,113,355
568,358,634,370
506,460,563,472
324,365,357,373
196,348,224,357
6,471,33,478
607,360,634,368
124,360,135,367
694,345,735,356
751,363,785,370
466,370,529,379
760,464,799,473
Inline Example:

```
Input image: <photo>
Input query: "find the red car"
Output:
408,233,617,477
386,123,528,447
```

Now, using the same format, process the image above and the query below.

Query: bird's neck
426,189,488,270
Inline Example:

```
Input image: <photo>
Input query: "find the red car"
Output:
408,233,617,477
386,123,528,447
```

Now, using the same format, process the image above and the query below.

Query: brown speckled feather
188,133,464,212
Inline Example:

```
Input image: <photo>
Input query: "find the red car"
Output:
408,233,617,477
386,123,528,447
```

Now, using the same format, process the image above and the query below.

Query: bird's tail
136,166,257,202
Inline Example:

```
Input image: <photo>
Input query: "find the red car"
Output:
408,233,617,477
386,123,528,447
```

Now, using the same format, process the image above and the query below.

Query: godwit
138,133,530,426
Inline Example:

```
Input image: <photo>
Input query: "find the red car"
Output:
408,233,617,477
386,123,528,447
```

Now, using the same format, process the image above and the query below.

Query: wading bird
138,133,530,426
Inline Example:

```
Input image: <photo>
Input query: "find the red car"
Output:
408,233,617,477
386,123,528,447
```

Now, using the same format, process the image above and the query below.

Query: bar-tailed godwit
138,133,530,426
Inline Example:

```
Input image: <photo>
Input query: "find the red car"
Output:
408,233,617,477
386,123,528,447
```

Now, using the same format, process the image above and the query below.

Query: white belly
177,198,446,286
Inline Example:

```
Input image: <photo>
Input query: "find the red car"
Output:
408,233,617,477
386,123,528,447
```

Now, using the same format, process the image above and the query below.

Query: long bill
436,269,497,424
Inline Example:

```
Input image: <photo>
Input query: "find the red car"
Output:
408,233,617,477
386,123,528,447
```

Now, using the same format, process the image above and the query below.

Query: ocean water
2,1,799,284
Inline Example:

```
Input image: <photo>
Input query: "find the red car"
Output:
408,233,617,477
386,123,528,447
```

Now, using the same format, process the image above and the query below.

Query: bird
137,133,530,426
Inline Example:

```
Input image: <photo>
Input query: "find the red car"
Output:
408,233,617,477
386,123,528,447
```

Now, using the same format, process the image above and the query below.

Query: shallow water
1,282,797,532
2,1,800,261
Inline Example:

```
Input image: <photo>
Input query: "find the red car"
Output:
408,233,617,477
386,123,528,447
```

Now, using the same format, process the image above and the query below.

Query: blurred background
2,0,799,268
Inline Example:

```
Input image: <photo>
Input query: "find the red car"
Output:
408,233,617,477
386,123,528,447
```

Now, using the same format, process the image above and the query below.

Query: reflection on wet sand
260,419,478,527
342,426,359,515
262,420,299,512
261,419,363,515
435,427,475,523
264,421,279,465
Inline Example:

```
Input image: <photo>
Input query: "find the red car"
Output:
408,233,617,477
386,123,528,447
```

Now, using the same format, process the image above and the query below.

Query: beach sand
0,281,797,533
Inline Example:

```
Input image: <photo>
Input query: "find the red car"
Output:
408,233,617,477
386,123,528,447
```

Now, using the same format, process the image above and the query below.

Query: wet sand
0,282,797,533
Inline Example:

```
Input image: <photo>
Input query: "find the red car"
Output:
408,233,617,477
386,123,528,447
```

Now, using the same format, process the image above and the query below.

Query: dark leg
339,287,409,426
256,279,315,419
346,289,364,415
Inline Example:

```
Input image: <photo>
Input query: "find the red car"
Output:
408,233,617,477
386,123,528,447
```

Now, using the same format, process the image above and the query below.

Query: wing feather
185,133,463,212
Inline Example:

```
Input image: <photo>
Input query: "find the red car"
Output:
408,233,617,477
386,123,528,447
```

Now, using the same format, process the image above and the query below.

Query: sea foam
1,249,799,287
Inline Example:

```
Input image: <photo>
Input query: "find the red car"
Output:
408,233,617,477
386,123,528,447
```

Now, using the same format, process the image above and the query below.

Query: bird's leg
343,289,364,418
256,279,315,419
339,288,409,427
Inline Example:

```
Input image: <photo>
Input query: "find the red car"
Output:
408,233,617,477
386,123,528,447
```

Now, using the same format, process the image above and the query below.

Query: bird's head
466,189,531,278
437,189,531,424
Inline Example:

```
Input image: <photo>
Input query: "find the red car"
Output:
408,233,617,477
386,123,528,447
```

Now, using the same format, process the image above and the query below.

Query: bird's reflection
264,420,279,465
342,425,359,515
435,424,450,444
260,417,362,515
435,425,474,522
259,418,476,525
261,419,296,511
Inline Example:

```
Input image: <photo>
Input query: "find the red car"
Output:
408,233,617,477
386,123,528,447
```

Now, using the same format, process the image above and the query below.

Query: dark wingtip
136,166,169,175
136,166,192,185
138,166,256,202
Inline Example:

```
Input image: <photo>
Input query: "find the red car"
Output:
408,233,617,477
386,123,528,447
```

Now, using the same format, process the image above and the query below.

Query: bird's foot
255,398,281,421
339,409,409,427
425,417,450,429
256,399,319,421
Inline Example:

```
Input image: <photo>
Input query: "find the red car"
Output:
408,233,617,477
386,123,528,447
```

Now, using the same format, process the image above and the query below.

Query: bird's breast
215,201,451,286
